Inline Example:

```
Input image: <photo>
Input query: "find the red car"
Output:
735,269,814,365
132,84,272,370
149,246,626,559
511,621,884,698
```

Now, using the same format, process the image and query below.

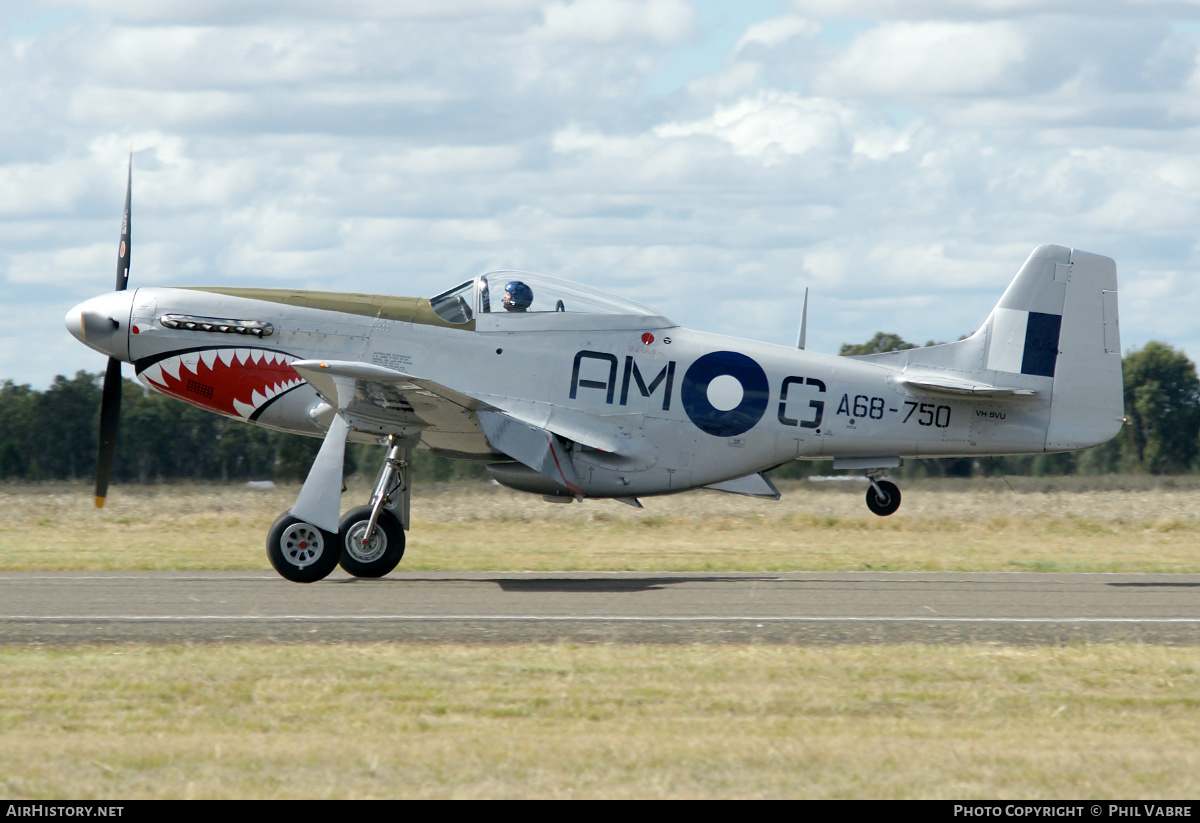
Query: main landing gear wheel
267,513,341,583
866,480,902,517
338,505,405,578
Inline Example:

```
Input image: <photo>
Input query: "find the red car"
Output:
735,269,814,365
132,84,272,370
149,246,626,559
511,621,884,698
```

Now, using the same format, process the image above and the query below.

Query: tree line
0,371,491,485
1,339,1197,485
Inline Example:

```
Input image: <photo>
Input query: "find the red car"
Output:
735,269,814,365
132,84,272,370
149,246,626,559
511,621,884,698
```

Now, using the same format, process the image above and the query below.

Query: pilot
503,281,533,312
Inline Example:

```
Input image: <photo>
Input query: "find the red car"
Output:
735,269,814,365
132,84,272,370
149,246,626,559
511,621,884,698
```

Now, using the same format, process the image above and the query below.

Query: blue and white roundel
681,351,770,437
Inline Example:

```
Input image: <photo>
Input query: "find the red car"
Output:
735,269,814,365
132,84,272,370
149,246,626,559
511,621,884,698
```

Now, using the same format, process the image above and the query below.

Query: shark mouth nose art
137,348,304,420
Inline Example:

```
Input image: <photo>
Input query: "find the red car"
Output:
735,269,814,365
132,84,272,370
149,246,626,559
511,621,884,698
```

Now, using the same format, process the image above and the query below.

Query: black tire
865,480,901,517
266,513,341,583
338,506,405,578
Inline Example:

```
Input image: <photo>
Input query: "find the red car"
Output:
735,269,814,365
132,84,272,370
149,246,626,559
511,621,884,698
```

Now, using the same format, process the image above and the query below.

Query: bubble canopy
429,271,664,325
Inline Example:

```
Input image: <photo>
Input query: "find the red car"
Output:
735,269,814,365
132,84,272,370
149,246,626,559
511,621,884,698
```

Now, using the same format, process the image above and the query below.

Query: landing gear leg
865,474,901,517
268,414,349,583
339,435,412,578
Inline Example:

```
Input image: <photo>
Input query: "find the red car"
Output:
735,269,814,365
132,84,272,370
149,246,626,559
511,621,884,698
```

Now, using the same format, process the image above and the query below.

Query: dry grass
4,479,1200,799
2,477,1200,572
1,642,1199,799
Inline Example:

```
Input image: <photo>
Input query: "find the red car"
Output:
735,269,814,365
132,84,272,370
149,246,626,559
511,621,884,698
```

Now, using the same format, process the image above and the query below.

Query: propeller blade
94,357,122,508
114,152,131,292
96,153,131,506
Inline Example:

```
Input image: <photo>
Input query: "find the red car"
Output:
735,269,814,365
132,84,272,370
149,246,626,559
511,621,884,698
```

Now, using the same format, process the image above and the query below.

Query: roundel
681,351,770,437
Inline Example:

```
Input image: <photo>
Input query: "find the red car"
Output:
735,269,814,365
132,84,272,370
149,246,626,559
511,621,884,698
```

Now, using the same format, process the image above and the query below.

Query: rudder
1044,247,1123,450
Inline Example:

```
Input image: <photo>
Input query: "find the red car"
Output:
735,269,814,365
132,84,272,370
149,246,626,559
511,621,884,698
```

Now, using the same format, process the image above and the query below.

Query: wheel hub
345,522,387,563
280,523,325,568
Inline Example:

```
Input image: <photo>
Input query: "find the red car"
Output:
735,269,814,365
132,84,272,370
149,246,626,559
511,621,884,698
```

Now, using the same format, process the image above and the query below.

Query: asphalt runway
3,570,1200,645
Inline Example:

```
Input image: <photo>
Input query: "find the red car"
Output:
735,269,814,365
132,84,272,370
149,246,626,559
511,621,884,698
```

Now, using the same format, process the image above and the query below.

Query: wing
290,360,497,457
469,393,647,456
290,359,643,462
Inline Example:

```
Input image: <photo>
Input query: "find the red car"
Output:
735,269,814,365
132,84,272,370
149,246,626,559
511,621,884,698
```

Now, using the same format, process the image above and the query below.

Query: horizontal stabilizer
899,373,1037,397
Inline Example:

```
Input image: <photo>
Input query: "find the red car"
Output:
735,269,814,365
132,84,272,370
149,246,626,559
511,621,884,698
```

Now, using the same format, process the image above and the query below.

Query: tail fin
981,245,1073,379
855,244,1124,451
976,245,1123,449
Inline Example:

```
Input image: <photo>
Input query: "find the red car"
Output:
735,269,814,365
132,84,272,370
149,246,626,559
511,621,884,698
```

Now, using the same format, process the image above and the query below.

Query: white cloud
55,0,544,24
7,242,111,286
227,204,342,253
656,92,914,162
1120,268,1200,359
5,0,1200,390
734,15,820,54
657,94,850,159
69,88,254,127
815,21,1027,97
382,146,525,176
0,161,95,217
553,123,653,157
684,61,763,99
532,0,696,44
88,24,362,88
786,0,1194,20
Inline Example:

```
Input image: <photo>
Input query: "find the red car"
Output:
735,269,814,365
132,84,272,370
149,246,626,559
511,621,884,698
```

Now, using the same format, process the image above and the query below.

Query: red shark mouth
138,348,303,420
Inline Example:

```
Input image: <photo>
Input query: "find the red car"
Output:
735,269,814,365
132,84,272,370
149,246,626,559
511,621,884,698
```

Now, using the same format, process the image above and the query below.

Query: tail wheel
267,513,341,583
866,480,901,517
338,506,406,578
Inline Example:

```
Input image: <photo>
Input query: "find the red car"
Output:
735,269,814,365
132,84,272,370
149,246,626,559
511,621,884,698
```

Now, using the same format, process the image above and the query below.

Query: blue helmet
503,280,533,311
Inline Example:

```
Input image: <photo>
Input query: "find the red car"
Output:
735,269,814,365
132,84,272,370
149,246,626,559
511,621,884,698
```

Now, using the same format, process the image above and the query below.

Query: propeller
94,154,131,508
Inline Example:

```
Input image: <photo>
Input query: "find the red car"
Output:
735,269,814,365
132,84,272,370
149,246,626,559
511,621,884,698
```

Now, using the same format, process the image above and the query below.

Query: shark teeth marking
141,347,302,420
141,362,165,386
179,351,201,375
243,376,304,419
268,377,300,401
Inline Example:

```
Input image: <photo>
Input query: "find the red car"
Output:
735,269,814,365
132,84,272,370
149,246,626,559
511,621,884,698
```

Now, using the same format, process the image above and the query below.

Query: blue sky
5,0,1200,388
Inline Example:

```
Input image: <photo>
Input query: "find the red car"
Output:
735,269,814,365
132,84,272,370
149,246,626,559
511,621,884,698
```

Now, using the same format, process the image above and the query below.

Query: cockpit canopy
429,271,662,325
